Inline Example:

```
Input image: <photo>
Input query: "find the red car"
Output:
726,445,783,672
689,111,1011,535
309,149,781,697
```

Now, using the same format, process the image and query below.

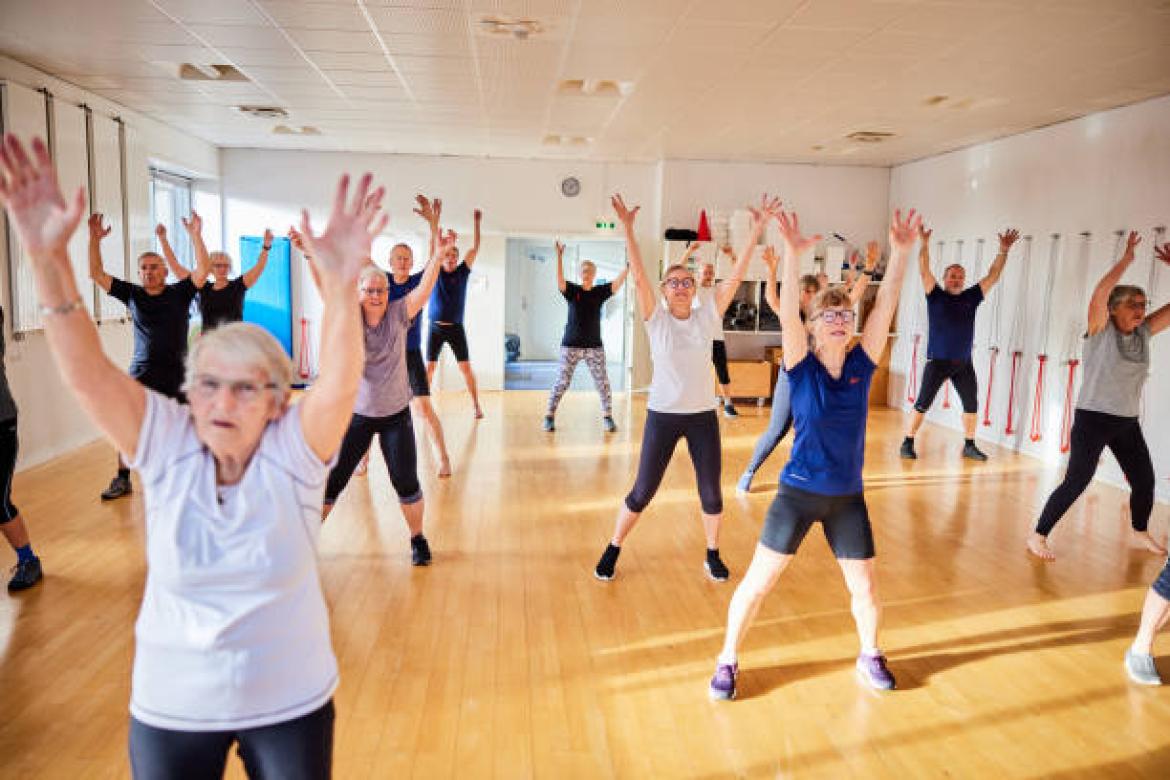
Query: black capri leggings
325,409,423,505
1035,409,1155,536
625,409,722,515
914,358,978,414
129,700,334,780
711,340,731,386
0,417,20,524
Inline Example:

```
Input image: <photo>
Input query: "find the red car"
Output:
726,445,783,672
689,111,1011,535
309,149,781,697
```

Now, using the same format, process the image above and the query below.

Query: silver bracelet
39,298,85,316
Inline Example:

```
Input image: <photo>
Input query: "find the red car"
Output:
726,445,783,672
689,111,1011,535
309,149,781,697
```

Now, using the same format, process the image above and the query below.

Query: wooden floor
2,391,1169,778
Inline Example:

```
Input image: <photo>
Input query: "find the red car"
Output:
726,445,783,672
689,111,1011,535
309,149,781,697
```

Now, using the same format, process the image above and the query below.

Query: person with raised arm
710,207,921,700
592,193,781,583
89,209,209,501
425,207,485,419
702,245,740,418
901,226,1020,462
1029,234,1169,566
0,132,382,778
543,239,629,433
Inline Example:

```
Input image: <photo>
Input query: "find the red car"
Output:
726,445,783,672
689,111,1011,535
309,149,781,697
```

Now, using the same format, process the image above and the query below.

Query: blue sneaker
736,470,754,495
709,662,738,700
856,652,896,690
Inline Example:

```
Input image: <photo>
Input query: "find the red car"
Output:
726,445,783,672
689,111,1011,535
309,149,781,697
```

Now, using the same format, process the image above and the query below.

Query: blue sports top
387,271,423,351
926,284,983,360
427,262,471,323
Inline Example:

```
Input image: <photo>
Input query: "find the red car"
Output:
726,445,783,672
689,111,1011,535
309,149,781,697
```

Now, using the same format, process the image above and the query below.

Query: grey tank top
1076,320,1150,418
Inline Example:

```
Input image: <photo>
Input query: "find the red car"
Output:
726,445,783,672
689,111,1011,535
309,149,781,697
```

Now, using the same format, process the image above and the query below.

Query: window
149,168,194,275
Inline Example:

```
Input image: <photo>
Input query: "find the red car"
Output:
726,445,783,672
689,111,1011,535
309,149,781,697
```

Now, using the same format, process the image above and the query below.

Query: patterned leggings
547,346,612,415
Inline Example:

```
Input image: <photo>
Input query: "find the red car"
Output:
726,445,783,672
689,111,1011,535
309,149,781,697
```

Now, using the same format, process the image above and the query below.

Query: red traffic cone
696,209,711,242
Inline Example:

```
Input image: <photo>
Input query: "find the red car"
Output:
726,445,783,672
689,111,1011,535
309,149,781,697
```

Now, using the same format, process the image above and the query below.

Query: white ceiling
1,0,1168,165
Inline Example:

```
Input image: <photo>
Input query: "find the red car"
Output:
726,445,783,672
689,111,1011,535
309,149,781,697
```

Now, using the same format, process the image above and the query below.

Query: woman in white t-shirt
593,193,781,583
0,134,382,779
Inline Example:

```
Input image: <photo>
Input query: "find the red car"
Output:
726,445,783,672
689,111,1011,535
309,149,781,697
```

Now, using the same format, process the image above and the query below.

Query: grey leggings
742,370,793,478
547,346,612,415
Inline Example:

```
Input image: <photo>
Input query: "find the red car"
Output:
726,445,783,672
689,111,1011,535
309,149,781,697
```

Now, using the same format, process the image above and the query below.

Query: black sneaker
722,402,739,418
410,534,432,566
962,442,988,461
8,557,43,592
899,438,917,460
705,550,730,582
542,415,555,432
594,543,621,581
101,474,132,501
603,416,617,433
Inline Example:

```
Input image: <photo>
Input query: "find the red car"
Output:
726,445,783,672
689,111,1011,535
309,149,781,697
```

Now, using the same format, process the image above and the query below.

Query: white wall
0,55,218,469
888,94,1170,502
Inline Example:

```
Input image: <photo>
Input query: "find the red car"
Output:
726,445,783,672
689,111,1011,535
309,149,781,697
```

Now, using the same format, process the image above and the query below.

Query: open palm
890,209,923,251
611,193,639,227
774,210,820,255
0,136,85,261
300,173,387,285
1156,243,1170,267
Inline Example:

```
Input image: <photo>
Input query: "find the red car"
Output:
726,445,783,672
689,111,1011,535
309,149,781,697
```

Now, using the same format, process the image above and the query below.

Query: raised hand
262,228,274,247
747,193,783,229
89,212,111,242
0,135,86,260
473,208,482,224
761,245,779,273
918,223,932,244
155,223,167,239
998,227,1020,252
182,211,203,237
287,226,307,254
1156,243,1170,267
299,173,386,288
891,209,923,251
774,209,821,256
412,194,441,232
555,240,565,258
865,240,880,270
1122,230,1141,262
611,193,639,227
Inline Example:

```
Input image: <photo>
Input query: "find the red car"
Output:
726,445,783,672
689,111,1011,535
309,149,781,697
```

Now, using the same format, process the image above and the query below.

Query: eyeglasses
663,277,695,290
814,309,856,324
360,287,389,296
190,375,277,403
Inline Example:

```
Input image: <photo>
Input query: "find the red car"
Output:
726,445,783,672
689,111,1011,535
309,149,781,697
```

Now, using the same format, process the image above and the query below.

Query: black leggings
914,358,978,414
129,700,333,780
0,417,19,523
625,410,722,515
1035,409,1155,536
712,340,731,386
325,409,422,505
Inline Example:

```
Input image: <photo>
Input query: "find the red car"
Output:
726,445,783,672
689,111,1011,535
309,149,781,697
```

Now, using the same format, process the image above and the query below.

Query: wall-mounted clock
560,176,581,198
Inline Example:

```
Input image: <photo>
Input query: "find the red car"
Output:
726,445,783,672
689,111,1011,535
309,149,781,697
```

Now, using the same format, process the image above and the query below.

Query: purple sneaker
856,652,896,690
709,661,738,700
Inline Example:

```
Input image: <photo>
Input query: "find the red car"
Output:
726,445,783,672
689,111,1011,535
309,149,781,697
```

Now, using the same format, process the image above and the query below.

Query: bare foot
1131,531,1168,556
1026,533,1056,561
474,408,485,420
437,458,452,478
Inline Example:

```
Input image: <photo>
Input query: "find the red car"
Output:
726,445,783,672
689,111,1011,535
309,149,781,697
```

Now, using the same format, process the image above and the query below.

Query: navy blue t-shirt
780,345,876,496
428,262,471,323
561,281,613,348
926,284,984,360
108,277,197,375
198,277,247,331
387,271,423,351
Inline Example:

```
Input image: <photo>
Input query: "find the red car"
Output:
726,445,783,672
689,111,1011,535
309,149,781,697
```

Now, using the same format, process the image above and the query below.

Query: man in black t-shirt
157,218,271,331
543,241,629,433
89,213,207,500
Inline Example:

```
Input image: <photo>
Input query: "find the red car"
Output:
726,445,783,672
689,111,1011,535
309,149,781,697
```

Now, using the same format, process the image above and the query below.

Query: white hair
209,250,233,267
359,264,387,287
183,323,294,405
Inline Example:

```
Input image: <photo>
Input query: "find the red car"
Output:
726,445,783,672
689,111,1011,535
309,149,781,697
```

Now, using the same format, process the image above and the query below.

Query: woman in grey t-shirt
1028,233,1170,562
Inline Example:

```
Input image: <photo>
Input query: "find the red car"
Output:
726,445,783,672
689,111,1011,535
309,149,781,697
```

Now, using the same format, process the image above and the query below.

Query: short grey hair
209,250,233,267
1108,284,1145,312
359,264,388,287
184,323,294,405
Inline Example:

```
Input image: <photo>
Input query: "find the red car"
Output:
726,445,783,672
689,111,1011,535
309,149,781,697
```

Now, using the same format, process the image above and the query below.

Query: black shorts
0,417,19,524
711,340,731,385
426,322,470,363
760,483,874,559
914,358,978,414
131,365,185,402
406,349,430,397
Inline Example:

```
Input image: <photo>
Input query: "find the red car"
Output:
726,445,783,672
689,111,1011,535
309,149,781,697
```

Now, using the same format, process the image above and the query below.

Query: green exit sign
595,220,615,229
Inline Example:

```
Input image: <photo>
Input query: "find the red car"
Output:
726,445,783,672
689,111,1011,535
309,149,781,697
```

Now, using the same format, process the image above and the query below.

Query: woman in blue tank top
709,207,921,700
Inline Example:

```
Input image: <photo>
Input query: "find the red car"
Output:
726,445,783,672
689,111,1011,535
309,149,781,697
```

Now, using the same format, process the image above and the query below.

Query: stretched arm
87,213,114,292
979,228,1019,295
182,212,211,288
1,136,144,456
774,211,821,369
555,240,566,293
675,240,701,267
297,174,388,462
761,245,780,313
861,210,921,361
611,193,656,320
609,264,630,294
462,208,482,269
1145,243,1170,336
917,224,936,294
715,194,780,316
1087,231,1139,336
155,223,189,280
242,228,273,288
406,195,444,319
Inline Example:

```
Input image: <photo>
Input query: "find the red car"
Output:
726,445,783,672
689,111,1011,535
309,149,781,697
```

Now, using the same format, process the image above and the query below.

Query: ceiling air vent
236,105,289,120
478,16,542,40
846,131,895,143
179,63,248,82
558,79,635,97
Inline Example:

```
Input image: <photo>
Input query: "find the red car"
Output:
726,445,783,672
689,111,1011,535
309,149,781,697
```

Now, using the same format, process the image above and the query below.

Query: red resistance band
1005,351,1023,435
907,335,921,404
1060,360,1080,453
299,317,312,379
982,347,998,427
1029,355,1048,442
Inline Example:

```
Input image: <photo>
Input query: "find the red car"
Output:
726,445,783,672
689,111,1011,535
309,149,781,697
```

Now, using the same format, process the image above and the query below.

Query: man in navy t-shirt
901,225,1020,461
426,208,484,419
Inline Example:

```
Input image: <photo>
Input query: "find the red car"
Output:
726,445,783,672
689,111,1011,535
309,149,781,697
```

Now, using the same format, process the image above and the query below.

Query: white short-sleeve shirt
127,391,338,731
644,294,719,414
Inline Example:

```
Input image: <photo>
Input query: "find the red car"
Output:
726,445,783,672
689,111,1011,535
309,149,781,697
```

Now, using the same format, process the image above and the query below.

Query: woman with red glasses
592,193,781,583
